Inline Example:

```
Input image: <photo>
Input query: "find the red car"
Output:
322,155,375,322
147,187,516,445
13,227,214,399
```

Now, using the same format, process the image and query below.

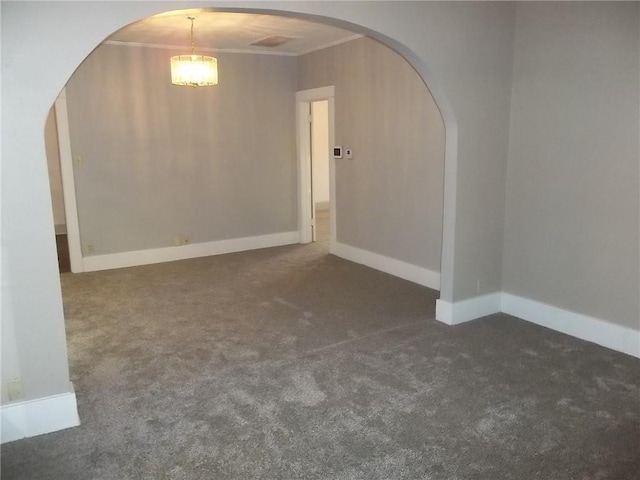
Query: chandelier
170,17,218,87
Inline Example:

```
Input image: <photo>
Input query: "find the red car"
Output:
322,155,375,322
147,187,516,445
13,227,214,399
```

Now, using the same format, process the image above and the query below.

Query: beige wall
503,2,640,329
66,36,446,271
0,253,20,404
298,37,445,271
65,44,297,256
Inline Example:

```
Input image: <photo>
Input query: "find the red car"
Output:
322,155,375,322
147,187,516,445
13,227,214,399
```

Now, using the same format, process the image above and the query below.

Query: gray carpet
2,214,639,479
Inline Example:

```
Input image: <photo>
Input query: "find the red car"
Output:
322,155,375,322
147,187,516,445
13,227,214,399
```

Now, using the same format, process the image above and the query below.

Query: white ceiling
106,9,362,56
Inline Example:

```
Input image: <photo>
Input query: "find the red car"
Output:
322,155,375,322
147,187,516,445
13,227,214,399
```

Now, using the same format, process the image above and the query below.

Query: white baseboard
1,384,80,444
332,242,440,290
435,292,502,325
502,293,640,358
435,291,639,358
83,231,301,272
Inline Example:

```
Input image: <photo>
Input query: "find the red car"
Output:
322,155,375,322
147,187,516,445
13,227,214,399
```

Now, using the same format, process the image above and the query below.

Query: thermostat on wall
333,146,343,159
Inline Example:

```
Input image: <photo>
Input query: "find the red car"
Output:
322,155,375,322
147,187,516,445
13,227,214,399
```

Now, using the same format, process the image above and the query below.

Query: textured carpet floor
2,218,639,479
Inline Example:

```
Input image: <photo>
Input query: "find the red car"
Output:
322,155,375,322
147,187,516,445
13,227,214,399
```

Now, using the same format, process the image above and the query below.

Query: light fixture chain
189,16,195,54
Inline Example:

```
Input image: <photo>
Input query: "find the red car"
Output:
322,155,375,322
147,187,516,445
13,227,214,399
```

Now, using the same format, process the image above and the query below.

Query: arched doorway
1,2,457,443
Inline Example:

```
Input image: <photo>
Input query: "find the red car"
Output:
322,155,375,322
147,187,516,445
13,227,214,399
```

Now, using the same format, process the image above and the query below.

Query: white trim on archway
55,89,84,274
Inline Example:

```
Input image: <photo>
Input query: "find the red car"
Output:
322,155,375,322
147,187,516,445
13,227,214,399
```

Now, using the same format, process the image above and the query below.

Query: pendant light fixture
170,16,218,87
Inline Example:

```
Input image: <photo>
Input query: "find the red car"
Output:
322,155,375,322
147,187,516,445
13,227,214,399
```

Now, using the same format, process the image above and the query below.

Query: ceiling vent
250,35,297,48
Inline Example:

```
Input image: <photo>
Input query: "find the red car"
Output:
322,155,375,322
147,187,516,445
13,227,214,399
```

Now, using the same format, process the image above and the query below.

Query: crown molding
103,33,364,57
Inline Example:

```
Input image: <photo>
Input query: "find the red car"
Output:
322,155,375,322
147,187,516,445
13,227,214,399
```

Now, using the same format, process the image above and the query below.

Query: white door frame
295,86,336,248
54,88,84,273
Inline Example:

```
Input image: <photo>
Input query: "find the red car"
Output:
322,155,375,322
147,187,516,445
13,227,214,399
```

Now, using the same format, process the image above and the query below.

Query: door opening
296,86,336,250
310,100,330,245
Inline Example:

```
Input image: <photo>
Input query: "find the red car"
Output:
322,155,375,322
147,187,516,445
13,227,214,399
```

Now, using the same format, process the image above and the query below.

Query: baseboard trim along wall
435,293,503,326
83,232,301,272
435,293,639,358
501,293,640,358
1,384,80,444
332,241,440,290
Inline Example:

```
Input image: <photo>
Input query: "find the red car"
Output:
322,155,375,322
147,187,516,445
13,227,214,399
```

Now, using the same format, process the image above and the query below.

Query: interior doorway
310,100,330,244
296,86,336,250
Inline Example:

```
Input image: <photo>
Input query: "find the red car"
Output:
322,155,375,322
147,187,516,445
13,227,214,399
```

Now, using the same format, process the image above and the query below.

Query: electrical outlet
476,279,483,294
173,236,190,246
87,243,95,254
7,378,22,401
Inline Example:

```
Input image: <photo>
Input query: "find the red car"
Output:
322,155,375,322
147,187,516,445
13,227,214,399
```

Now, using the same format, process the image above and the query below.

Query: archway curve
48,4,459,305
3,2,463,428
